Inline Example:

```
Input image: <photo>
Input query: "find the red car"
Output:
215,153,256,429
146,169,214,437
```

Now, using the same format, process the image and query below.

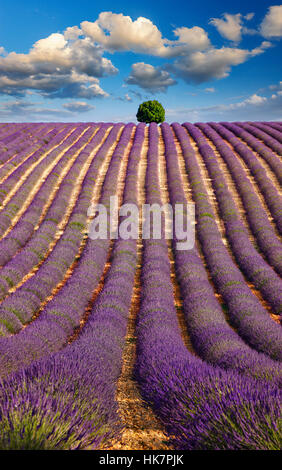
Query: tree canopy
136,100,165,123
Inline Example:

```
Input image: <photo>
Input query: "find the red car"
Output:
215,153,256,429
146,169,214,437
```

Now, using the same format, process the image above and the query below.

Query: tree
136,100,165,124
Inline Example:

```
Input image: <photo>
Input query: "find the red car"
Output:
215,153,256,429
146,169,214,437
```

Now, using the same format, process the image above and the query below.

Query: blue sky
0,0,281,122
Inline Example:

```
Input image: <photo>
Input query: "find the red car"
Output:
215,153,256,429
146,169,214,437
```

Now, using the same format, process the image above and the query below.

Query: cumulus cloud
0,33,117,99
166,92,282,122
116,93,132,102
0,100,71,120
250,40,272,56
127,89,143,101
170,47,247,83
81,12,169,56
81,12,210,57
260,5,282,38
269,80,282,91
169,41,271,83
0,99,97,121
245,13,255,21
169,26,210,55
125,62,176,93
271,90,282,98
269,80,282,99
62,101,95,112
210,12,260,41
64,26,83,40
210,13,244,42
239,94,267,106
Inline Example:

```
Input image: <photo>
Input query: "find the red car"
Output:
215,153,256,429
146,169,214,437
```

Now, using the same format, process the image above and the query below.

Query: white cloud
64,26,82,40
170,48,247,83
62,101,95,112
0,100,71,120
166,92,282,122
260,5,282,38
250,40,272,56
245,13,255,21
81,12,211,58
81,12,168,56
205,87,215,92
270,89,282,99
170,41,272,83
210,12,260,41
203,93,267,110
0,99,98,120
269,80,282,90
116,93,133,102
128,89,143,101
0,32,117,99
124,93,132,102
242,94,267,105
125,62,176,93
210,13,243,42
170,26,210,54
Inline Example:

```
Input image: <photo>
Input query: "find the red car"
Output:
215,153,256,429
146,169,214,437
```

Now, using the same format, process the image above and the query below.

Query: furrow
109,126,172,451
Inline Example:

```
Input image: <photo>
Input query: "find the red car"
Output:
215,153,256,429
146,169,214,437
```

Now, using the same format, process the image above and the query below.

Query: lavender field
0,121,281,450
